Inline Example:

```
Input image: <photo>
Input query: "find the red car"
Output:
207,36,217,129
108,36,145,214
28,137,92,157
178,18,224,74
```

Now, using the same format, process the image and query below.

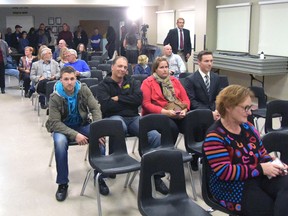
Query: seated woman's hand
261,162,283,177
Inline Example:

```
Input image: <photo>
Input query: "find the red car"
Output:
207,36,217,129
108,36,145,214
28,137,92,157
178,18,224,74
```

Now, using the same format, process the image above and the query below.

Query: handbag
164,101,187,112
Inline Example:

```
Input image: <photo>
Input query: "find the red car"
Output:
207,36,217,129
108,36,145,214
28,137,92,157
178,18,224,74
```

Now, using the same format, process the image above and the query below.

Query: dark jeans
22,73,31,93
168,118,185,144
241,175,288,216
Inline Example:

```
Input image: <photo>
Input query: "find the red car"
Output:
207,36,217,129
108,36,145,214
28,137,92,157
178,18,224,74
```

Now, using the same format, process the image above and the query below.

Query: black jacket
96,74,142,118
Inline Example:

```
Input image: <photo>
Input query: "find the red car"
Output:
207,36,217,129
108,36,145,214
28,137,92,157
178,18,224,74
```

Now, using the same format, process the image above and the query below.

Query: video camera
141,24,149,33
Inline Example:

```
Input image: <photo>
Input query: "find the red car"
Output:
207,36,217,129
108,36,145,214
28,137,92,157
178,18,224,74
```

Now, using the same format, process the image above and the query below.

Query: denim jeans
53,124,105,184
107,115,161,149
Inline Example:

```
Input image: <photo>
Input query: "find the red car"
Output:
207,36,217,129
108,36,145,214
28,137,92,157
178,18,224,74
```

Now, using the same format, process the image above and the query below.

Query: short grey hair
41,48,52,57
67,49,77,57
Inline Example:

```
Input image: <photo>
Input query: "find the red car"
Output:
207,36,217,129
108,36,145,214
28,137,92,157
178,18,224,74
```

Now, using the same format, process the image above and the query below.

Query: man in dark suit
163,18,192,63
184,50,221,171
184,50,221,120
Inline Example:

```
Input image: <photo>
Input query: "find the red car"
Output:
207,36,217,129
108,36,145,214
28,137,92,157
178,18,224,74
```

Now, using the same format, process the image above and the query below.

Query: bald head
163,44,172,57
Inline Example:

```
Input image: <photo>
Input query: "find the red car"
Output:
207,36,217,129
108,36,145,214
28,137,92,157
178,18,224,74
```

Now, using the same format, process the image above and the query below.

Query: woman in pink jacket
141,57,190,143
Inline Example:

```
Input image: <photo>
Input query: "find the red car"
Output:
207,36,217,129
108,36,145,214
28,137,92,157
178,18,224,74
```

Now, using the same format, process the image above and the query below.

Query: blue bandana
55,81,82,127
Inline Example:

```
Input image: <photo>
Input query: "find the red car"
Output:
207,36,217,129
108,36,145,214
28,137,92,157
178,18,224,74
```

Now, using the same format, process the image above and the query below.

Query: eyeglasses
238,105,253,113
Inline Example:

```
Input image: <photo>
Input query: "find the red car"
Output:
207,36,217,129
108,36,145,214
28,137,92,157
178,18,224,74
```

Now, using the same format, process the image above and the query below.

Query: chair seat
141,198,211,216
90,155,140,175
186,141,203,155
252,108,266,118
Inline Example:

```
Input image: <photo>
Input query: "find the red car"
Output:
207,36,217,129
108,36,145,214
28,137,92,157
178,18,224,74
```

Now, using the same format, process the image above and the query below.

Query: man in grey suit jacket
163,18,192,63
184,50,221,120
30,47,60,108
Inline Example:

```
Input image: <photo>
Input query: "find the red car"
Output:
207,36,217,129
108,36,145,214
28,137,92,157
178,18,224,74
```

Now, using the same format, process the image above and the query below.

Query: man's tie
180,29,184,50
205,75,210,93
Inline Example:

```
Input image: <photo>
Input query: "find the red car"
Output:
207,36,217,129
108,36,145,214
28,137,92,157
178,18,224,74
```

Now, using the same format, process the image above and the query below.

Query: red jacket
141,75,190,115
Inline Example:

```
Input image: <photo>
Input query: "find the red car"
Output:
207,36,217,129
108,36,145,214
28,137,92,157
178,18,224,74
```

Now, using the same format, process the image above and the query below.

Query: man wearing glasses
46,66,104,202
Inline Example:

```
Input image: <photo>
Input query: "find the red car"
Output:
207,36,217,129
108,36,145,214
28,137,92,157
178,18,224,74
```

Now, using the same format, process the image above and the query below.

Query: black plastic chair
218,74,229,90
90,69,103,82
80,119,140,216
90,55,103,62
131,74,148,84
183,110,214,180
89,84,98,99
179,72,191,79
97,63,112,75
80,77,98,88
202,156,239,216
138,149,211,216
265,100,288,133
88,60,100,70
249,86,267,132
139,114,197,200
262,131,288,164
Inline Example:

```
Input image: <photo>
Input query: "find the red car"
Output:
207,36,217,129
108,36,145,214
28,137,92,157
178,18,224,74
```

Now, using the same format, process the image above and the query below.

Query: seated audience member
162,44,186,78
140,56,190,194
96,56,162,195
5,54,19,80
203,84,288,216
76,43,88,63
184,50,221,120
18,46,36,97
53,39,67,61
46,27,56,53
30,47,60,108
64,49,90,79
45,66,104,202
57,47,69,69
133,54,151,76
141,56,190,144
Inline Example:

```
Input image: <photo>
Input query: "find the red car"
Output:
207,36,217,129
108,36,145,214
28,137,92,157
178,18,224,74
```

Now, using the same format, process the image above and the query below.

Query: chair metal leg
131,138,138,153
124,172,131,188
187,162,198,201
48,146,55,167
128,171,138,187
174,133,183,148
198,157,202,188
84,145,89,161
95,172,102,216
80,169,93,196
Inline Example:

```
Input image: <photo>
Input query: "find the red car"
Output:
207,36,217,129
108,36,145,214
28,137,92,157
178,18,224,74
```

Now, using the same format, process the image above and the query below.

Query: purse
164,101,187,112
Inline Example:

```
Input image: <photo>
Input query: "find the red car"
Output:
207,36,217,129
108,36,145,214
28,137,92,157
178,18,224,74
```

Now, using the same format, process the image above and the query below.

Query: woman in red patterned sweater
203,85,288,216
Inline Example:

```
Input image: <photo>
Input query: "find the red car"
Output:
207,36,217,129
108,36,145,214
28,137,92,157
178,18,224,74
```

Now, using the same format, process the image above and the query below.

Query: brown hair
216,85,252,118
197,50,213,61
152,57,169,73
60,66,76,78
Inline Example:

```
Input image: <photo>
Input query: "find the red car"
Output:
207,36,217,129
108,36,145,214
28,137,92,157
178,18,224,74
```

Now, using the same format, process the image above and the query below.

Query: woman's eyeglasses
238,105,253,113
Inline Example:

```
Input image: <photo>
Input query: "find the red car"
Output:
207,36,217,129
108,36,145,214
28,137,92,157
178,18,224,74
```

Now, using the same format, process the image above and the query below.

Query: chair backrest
127,63,133,76
138,149,188,210
183,109,214,150
46,80,57,103
249,86,267,109
89,84,98,99
80,78,98,87
262,131,288,164
139,114,175,156
88,60,100,69
90,69,103,82
131,74,148,84
218,75,229,90
265,99,288,133
179,72,191,79
202,156,235,215
90,55,103,62
89,119,128,158
97,64,112,74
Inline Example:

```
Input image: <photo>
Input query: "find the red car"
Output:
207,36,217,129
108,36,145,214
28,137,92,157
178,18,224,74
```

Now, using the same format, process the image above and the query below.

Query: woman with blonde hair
133,54,151,76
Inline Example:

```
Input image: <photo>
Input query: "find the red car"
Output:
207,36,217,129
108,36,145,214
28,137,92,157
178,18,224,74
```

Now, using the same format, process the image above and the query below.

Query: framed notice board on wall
156,10,175,45
6,16,34,32
216,3,251,53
